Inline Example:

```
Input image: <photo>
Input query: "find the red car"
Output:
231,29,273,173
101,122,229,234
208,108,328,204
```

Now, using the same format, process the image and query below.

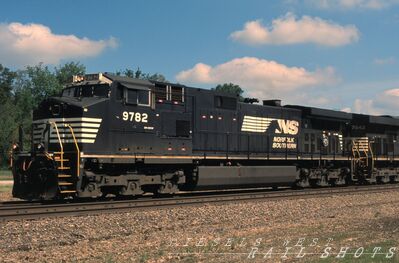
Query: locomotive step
58,182,74,186
60,190,77,194
58,174,72,178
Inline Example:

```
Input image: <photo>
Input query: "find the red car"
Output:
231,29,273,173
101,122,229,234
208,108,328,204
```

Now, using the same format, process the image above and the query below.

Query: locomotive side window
154,84,167,101
126,89,138,105
125,88,150,106
171,86,184,102
154,84,184,103
138,90,150,105
93,85,110,97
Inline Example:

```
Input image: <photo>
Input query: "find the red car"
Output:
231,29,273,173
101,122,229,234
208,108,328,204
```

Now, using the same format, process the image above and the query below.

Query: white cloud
349,89,399,115
375,88,399,113
176,57,339,101
230,13,360,47
0,22,117,66
306,0,399,10
341,107,352,113
374,57,395,65
352,99,383,115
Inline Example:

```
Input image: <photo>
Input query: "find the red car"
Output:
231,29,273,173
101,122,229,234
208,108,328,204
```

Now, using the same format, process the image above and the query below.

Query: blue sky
0,0,398,115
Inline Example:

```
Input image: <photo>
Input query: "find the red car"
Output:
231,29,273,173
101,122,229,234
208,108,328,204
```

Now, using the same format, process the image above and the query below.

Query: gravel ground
1,190,399,263
0,191,17,201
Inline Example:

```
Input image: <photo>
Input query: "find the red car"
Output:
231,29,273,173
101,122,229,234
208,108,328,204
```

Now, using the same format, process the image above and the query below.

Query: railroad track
1,184,398,222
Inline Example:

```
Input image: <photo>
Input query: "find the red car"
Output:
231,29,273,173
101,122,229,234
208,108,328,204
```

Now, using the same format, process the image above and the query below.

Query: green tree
123,68,135,78
134,67,142,79
13,73,35,151
26,63,62,105
55,62,86,85
0,64,17,101
144,73,167,82
213,83,244,99
0,101,18,166
0,65,18,166
118,67,168,82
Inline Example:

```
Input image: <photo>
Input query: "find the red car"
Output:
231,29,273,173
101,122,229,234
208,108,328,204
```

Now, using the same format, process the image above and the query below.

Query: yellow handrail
369,141,374,171
362,139,369,166
67,124,80,177
351,139,360,160
49,121,63,169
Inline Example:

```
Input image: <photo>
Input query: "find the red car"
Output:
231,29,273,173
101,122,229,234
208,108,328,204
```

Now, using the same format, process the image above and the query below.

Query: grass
0,169,13,193
310,240,398,263
0,184,12,193
0,169,12,181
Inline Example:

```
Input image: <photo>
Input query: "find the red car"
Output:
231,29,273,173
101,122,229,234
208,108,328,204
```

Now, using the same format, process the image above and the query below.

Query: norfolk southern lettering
10,73,399,200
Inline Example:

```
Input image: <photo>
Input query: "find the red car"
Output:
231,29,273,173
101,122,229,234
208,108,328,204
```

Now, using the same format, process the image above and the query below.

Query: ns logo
241,115,300,135
275,120,299,135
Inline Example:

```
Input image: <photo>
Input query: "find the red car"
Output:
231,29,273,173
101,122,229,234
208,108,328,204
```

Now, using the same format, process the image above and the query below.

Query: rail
1,184,399,222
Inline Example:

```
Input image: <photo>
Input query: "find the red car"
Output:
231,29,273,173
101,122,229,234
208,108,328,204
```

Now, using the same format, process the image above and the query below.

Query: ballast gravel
0,190,399,262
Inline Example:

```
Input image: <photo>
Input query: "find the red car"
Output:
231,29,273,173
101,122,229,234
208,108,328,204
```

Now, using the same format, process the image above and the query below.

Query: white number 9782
122,111,148,123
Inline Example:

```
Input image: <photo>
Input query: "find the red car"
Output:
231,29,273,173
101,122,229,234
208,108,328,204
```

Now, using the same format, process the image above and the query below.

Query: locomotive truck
10,73,399,200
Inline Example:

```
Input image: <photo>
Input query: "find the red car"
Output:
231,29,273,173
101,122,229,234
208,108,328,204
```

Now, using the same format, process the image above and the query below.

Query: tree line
0,62,244,167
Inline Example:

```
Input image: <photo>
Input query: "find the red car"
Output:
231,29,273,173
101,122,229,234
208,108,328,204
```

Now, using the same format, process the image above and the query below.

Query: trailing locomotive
11,73,399,200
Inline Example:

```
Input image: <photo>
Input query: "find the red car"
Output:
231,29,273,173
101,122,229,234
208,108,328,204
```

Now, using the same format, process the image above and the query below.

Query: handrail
67,124,80,177
351,139,360,161
369,141,374,171
49,121,63,169
362,139,369,166
355,141,361,159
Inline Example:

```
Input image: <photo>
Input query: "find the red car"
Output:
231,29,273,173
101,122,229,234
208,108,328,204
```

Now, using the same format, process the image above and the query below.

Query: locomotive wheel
150,181,178,196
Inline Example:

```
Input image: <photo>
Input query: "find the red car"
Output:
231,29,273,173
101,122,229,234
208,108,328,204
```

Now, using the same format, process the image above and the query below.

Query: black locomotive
11,73,399,200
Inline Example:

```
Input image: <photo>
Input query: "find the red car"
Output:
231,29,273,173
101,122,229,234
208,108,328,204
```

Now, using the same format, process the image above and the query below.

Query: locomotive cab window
125,88,150,106
62,84,110,98
62,87,76,97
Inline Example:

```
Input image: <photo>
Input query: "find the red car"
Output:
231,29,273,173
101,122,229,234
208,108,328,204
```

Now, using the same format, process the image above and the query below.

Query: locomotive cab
12,74,114,200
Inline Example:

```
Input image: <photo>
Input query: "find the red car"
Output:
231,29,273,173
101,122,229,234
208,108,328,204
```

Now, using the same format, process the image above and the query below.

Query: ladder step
58,167,71,170
55,158,69,161
59,182,74,186
60,190,77,194
58,174,72,178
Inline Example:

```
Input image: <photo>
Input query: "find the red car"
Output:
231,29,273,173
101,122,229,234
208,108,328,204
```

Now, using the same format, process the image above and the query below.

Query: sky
0,0,398,115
